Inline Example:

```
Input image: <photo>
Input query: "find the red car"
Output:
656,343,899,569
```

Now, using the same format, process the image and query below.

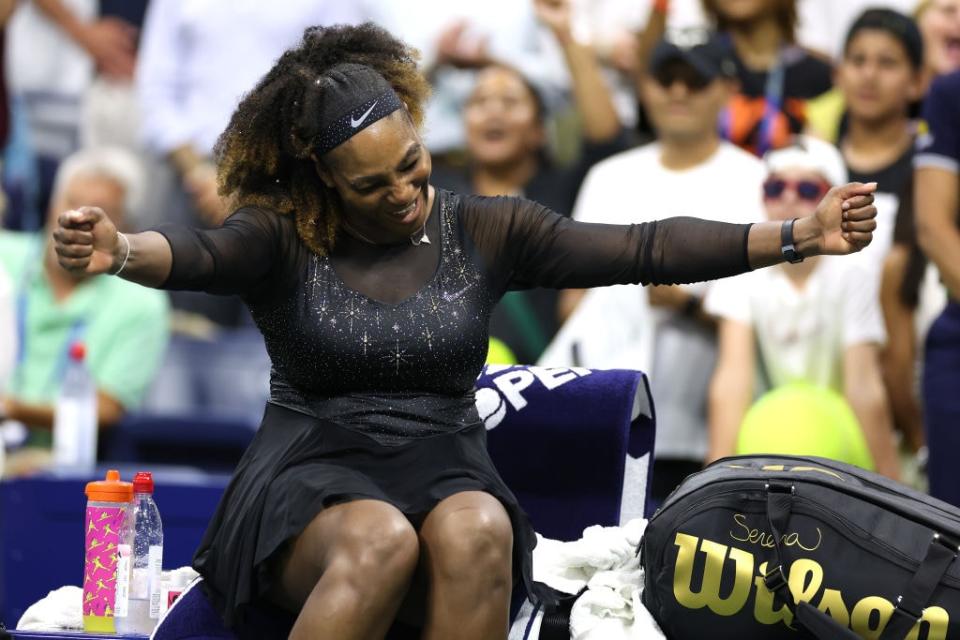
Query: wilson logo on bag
641,456,960,640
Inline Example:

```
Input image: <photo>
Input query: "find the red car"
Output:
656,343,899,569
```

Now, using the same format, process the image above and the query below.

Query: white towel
16,585,83,631
16,566,200,632
531,518,665,640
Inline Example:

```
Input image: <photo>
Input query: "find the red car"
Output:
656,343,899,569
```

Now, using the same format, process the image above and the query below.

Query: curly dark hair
214,22,431,255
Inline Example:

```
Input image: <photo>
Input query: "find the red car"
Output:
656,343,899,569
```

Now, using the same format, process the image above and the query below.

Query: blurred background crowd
0,0,959,510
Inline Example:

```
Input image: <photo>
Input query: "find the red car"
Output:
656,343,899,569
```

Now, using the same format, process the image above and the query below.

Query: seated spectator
0,147,170,465
431,0,627,363
702,0,833,156
705,136,900,479
545,30,766,502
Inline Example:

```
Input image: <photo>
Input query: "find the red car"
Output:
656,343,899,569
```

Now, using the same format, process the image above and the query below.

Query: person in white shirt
542,32,766,502
705,136,901,478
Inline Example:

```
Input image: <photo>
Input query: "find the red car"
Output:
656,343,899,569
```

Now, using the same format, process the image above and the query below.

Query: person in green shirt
0,147,170,459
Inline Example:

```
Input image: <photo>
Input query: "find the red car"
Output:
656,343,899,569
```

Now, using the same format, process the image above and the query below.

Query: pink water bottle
82,469,133,632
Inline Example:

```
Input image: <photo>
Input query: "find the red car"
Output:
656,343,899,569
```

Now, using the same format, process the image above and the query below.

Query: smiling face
838,29,922,124
318,109,432,243
464,66,545,169
919,0,960,75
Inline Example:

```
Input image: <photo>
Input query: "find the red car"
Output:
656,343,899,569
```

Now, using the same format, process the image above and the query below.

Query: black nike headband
307,63,404,156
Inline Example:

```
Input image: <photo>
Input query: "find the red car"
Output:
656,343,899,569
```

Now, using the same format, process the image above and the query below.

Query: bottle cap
133,471,154,494
69,342,86,362
85,469,133,502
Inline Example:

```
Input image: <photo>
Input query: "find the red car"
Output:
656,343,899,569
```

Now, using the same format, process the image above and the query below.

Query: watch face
783,247,804,264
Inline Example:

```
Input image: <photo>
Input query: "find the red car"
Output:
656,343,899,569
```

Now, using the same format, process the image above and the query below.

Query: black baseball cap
649,31,737,83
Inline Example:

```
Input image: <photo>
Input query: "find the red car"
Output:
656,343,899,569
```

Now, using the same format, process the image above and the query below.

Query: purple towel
478,365,655,541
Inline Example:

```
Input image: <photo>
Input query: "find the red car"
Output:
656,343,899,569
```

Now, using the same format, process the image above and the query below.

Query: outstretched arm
475,181,877,291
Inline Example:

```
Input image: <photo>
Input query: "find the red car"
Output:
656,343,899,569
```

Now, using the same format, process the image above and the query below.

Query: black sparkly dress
155,188,752,628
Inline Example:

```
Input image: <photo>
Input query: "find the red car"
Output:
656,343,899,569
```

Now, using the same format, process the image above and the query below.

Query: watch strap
781,218,804,264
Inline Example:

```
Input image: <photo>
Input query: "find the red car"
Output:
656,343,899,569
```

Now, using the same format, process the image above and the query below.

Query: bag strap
538,587,587,640
763,482,861,640
878,532,959,639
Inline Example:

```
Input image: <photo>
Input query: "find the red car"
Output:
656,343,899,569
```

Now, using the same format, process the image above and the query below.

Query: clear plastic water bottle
115,471,164,634
53,342,98,474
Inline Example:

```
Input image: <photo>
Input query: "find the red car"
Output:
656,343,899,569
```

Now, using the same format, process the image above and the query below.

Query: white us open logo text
474,366,593,430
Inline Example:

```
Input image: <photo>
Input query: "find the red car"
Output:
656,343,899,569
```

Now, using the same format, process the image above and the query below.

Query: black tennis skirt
192,402,539,631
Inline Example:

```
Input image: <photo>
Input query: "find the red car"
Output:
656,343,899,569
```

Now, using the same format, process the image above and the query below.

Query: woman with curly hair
53,22,878,639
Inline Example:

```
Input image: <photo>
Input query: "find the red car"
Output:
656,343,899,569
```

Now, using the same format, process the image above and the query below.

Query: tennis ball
737,382,874,470
486,337,518,365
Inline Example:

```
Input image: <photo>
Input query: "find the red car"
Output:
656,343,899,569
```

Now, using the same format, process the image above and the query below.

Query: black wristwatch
781,218,804,264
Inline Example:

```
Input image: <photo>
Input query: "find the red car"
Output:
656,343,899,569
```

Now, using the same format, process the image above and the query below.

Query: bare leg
418,491,514,640
269,499,419,640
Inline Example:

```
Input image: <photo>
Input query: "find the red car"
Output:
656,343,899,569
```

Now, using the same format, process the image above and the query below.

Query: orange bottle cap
85,469,133,502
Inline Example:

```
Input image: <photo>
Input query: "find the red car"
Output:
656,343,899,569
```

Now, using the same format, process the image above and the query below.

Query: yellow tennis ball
737,383,874,470
486,337,518,365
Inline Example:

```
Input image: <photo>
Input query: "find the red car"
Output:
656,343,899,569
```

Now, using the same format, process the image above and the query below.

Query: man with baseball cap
549,30,767,504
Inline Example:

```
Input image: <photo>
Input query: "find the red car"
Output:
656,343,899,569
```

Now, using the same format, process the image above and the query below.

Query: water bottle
115,471,164,634
53,342,98,474
82,469,133,633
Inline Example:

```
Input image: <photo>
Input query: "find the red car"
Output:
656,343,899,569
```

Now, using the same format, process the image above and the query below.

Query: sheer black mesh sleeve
459,195,753,293
153,207,302,297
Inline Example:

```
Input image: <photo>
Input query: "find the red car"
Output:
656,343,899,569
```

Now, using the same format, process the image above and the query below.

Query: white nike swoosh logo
443,284,472,302
350,101,378,128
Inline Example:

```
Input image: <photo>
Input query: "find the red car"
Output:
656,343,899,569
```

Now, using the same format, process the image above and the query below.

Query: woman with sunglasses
52,24,878,640
706,136,900,479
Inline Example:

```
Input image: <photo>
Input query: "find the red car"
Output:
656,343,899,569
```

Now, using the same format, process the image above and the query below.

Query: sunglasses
763,178,829,202
652,66,712,92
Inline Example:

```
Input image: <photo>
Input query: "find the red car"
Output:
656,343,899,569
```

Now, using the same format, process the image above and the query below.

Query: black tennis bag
640,455,960,639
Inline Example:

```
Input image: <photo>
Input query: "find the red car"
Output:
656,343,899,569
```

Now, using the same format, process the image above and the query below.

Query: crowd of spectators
0,0,958,510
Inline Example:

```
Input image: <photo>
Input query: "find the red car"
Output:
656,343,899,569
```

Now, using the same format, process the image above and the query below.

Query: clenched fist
53,207,123,276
